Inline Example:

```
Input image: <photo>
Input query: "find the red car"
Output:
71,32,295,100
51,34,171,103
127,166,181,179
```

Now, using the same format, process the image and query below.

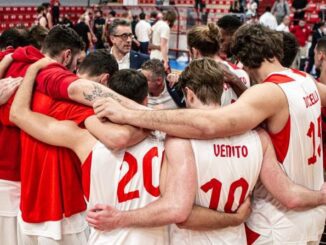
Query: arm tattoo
83,84,122,102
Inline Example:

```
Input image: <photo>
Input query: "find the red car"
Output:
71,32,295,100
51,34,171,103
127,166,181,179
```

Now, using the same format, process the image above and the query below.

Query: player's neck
192,103,220,109
255,59,287,84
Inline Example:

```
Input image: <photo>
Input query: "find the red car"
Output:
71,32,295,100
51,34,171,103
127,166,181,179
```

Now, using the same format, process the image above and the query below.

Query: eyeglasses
114,33,134,40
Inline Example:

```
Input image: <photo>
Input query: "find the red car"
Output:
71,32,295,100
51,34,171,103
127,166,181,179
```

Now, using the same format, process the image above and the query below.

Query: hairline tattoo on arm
83,83,122,102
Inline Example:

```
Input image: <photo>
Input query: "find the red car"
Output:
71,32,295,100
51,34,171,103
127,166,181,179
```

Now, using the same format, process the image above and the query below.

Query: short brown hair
231,24,283,68
141,59,165,80
178,58,224,105
187,23,220,57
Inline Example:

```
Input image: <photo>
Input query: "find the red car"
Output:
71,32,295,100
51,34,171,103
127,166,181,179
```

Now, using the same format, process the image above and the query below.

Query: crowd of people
1,0,326,245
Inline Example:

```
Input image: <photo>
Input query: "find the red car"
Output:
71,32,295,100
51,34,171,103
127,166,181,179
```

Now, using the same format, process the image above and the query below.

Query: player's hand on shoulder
86,204,123,231
0,77,22,105
93,97,129,124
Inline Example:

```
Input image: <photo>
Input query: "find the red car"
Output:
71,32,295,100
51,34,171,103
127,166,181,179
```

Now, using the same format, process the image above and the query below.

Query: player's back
170,130,262,244
88,135,168,245
246,69,326,244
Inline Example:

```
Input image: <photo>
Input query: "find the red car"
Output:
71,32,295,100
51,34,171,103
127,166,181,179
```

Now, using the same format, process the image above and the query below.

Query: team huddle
0,20,326,245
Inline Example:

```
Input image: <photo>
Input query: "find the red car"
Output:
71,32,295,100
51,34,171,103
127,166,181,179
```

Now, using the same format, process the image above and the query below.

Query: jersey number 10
201,177,249,212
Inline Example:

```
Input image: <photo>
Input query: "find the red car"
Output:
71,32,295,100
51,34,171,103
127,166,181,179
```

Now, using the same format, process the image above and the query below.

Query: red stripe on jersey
227,61,239,70
268,116,291,164
263,74,294,84
245,224,260,245
82,152,93,201
291,68,307,77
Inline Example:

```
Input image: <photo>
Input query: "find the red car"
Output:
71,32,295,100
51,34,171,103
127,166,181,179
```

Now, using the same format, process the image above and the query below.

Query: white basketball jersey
220,61,250,106
246,69,326,244
170,131,262,244
87,136,168,245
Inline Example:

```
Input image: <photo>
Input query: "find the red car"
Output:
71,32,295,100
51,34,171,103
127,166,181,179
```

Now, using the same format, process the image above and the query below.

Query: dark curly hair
231,24,283,68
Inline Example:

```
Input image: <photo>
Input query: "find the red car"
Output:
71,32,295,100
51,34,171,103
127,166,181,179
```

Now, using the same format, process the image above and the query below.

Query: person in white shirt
259,6,278,30
135,12,151,54
276,15,290,32
141,59,180,109
150,10,176,72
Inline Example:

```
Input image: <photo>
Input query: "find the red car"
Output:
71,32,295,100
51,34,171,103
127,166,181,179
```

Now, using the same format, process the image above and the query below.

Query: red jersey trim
227,61,239,70
82,152,93,201
290,68,307,77
263,74,294,84
268,116,291,164
245,224,260,245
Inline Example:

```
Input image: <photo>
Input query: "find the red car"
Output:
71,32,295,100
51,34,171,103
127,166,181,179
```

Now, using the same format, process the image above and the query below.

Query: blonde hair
187,23,220,57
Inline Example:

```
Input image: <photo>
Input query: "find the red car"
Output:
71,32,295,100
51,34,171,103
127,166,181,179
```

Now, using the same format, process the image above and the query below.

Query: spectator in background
93,9,106,49
135,12,151,54
42,3,53,29
141,59,184,109
276,15,290,32
291,0,309,25
307,22,326,74
74,15,92,51
59,14,73,28
29,25,49,49
230,0,244,13
109,19,149,70
36,5,48,29
259,6,278,30
271,0,290,25
291,19,310,69
216,15,242,60
131,14,140,52
149,11,158,26
50,0,60,25
150,10,177,72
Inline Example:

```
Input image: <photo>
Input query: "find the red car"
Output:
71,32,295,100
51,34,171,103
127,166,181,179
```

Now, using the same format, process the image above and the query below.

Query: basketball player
93,24,326,244
187,23,250,105
10,59,196,245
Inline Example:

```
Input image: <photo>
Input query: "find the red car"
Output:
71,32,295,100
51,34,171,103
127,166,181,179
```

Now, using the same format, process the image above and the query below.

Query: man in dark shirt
291,0,309,25
74,16,92,51
93,9,106,49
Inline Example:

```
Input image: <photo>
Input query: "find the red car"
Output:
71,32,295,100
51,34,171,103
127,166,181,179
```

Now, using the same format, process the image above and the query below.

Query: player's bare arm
85,116,148,151
258,128,326,209
177,197,251,231
315,82,326,107
10,58,96,162
0,53,13,78
86,136,196,231
67,79,147,110
93,82,286,139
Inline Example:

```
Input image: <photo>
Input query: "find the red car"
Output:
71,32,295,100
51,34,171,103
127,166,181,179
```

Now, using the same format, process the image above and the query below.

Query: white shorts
245,224,322,245
17,227,88,245
0,216,18,245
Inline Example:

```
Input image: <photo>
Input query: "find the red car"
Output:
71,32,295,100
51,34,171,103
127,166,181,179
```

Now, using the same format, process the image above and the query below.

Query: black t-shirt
93,17,105,37
74,22,90,48
292,0,308,10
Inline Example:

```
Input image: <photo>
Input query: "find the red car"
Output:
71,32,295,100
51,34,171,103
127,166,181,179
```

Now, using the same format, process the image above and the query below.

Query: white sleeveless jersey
87,136,168,245
170,130,262,245
246,69,326,244
220,61,250,106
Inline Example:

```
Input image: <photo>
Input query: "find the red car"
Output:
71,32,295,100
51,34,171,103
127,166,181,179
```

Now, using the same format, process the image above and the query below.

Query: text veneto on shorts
214,144,248,158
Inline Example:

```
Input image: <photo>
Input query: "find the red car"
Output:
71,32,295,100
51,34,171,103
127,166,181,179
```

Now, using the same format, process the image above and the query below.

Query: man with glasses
109,19,149,70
